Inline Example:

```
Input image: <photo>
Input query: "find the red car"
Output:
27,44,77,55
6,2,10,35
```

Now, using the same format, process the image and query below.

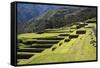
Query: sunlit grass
17,18,96,65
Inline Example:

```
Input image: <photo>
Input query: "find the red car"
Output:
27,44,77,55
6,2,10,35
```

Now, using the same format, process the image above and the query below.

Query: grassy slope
17,20,96,65
18,29,72,39
19,23,96,64
18,29,96,65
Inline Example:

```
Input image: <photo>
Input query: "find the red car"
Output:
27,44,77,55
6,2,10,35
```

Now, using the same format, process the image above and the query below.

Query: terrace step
33,37,64,40
64,39,70,42
45,30,73,33
69,34,79,39
28,44,53,48
17,48,45,53
86,21,96,23
22,40,60,45
76,30,86,34
85,26,94,28
17,53,34,59
59,34,70,36
45,31,67,33
35,40,60,44
76,23,87,29
17,52,38,55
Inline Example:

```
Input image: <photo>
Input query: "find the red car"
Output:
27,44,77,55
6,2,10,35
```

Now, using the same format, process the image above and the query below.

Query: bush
59,42,63,46
52,47,57,51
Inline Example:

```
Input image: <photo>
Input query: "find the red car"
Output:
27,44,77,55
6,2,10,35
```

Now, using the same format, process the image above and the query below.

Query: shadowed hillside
17,6,96,34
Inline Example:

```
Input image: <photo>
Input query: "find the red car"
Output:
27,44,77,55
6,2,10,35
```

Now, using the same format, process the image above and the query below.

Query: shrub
52,47,57,51
59,42,63,46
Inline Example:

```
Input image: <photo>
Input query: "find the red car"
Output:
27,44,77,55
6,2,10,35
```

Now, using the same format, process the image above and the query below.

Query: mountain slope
17,6,96,34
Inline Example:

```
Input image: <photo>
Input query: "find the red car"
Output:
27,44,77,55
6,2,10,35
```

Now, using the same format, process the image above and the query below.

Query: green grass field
17,18,97,65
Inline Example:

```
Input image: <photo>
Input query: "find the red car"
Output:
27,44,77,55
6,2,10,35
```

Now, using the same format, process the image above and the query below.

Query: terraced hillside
17,18,97,65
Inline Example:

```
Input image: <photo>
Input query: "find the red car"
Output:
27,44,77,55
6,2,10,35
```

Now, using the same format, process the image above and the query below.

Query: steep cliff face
17,5,96,34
